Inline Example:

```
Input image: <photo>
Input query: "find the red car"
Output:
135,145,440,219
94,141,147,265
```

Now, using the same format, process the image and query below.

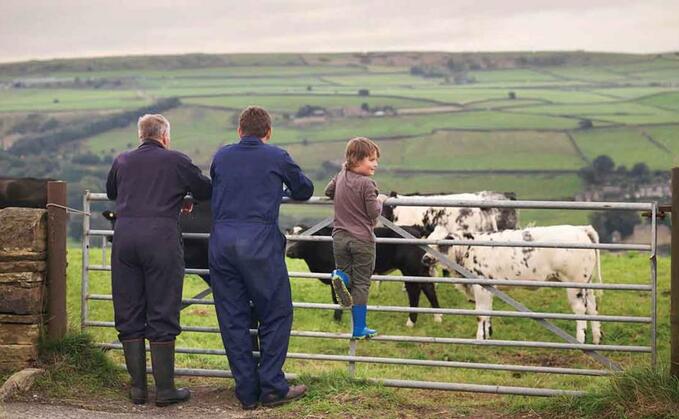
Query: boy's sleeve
106,158,118,201
363,178,382,222
324,176,336,199
176,152,212,201
280,150,314,201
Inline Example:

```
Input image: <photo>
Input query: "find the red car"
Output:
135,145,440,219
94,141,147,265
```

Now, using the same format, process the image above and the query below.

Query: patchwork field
0,51,677,229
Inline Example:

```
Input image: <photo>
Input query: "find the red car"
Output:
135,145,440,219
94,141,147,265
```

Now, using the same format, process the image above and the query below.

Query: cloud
0,0,677,62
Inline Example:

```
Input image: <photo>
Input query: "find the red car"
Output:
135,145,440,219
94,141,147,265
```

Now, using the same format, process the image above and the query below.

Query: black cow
0,177,51,208
286,225,441,326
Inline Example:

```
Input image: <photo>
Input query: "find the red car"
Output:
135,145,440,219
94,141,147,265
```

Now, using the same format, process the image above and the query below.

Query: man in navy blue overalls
106,114,212,406
209,106,313,409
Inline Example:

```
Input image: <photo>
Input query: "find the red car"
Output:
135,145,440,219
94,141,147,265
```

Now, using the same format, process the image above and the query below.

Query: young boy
325,137,386,339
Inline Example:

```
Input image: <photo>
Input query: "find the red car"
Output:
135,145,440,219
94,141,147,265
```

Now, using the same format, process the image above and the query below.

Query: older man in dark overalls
209,106,313,409
106,113,212,406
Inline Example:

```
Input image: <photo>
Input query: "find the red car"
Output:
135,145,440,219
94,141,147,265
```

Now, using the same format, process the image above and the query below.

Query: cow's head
421,225,465,267
284,224,308,259
380,191,399,221
102,210,117,243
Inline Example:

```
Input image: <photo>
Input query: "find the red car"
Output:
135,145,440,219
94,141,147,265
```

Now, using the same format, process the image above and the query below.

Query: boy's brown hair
345,137,380,169
239,106,272,138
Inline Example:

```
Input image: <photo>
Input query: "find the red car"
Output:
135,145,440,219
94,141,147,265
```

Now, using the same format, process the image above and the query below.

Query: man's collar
239,135,264,144
139,138,164,148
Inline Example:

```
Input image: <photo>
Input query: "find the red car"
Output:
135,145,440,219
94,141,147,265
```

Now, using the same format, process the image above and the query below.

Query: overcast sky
1,0,678,63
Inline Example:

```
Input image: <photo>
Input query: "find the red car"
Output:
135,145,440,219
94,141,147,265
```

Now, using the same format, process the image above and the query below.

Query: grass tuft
32,332,124,399
522,365,679,418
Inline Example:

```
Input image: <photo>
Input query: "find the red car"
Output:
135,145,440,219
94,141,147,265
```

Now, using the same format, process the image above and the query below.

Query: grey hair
138,114,170,140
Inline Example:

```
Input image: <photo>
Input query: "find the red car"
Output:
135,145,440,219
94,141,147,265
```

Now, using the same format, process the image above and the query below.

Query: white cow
423,225,603,344
383,191,518,235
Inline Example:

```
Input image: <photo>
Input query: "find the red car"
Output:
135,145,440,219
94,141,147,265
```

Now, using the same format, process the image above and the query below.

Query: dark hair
345,137,380,169
239,106,272,138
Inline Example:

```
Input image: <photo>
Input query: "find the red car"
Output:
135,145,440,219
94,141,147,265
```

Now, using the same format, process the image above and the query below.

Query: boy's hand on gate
377,193,388,204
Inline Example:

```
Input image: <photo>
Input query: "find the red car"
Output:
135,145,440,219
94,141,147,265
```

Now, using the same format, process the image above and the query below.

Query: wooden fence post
46,181,67,340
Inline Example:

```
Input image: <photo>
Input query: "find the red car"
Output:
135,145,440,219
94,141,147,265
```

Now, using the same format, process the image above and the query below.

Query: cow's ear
389,191,398,197
102,210,116,220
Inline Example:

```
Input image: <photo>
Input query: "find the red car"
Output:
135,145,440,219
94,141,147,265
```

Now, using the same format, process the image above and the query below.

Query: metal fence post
81,191,91,332
46,181,68,340
671,168,679,377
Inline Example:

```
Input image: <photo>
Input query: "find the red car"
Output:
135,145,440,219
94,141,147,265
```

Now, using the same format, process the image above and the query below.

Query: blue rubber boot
351,305,377,340
331,269,353,308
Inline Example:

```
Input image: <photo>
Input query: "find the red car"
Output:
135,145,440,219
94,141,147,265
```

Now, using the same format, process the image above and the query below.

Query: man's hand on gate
181,200,194,215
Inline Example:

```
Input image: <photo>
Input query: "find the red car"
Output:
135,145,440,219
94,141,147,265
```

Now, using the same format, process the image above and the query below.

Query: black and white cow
423,225,603,344
382,191,518,236
286,225,440,326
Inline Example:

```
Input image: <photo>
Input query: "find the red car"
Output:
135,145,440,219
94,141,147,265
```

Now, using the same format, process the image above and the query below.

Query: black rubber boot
122,339,147,405
150,341,191,407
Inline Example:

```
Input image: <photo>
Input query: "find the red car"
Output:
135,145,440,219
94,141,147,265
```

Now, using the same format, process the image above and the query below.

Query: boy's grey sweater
324,167,382,243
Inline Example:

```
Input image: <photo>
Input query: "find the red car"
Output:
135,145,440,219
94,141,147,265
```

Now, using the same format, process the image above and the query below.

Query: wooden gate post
46,181,67,340
671,168,679,377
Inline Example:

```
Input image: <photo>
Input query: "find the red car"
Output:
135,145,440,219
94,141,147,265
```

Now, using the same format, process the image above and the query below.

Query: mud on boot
331,269,353,308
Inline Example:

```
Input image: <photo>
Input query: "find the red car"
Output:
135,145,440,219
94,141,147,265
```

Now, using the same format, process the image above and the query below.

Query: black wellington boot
121,339,147,405
150,341,191,407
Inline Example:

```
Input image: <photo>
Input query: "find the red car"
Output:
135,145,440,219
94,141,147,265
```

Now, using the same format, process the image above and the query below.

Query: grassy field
64,246,668,415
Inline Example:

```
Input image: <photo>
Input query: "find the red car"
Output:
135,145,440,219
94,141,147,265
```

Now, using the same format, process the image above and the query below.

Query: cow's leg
473,285,493,340
585,289,602,344
566,288,588,343
420,282,442,323
330,286,343,322
405,282,421,327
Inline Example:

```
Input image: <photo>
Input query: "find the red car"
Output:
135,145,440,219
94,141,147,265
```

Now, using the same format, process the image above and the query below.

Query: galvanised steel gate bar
82,192,657,396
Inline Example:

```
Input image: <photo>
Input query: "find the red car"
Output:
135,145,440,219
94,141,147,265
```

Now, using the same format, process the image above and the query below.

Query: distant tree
616,165,628,175
630,162,650,181
508,91,517,100
360,103,370,112
592,155,615,175
72,152,101,165
358,89,370,96
578,119,593,129
306,85,313,91
53,98,60,103
590,211,640,243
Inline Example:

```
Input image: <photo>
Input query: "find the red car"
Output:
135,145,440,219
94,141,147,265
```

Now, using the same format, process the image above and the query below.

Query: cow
286,224,440,327
381,191,518,236
422,225,603,344
0,177,50,208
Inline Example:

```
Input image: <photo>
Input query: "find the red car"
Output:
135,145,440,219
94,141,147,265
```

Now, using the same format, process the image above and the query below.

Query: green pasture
571,127,673,169
637,91,679,112
510,101,669,119
469,68,561,83
287,130,584,171
56,65,368,81
67,247,667,394
0,88,153,112
542,66,633,83
182,93,437,112
643,124,679,157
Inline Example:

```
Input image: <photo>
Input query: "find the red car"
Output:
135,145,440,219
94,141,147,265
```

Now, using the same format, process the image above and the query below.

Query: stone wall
0,208,47,371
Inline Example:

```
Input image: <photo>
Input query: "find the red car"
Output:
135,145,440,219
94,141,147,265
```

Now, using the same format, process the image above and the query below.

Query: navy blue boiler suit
106,140,212,342
209,136,313,405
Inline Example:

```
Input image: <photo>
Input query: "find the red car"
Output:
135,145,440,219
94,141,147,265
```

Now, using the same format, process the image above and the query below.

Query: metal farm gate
81,192,658,397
